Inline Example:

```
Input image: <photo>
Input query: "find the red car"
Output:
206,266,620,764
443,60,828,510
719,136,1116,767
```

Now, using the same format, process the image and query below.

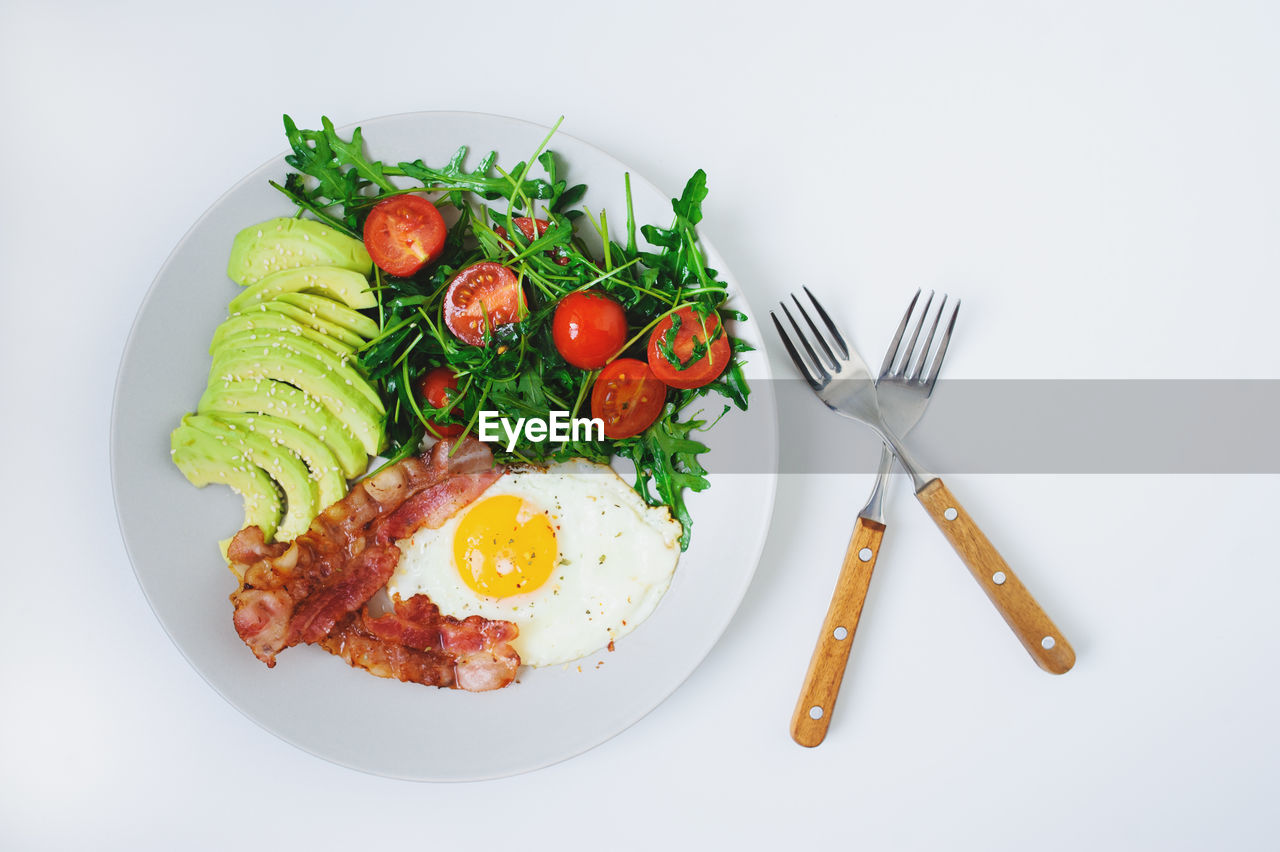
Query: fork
772,288,1075,681
786,291,958,747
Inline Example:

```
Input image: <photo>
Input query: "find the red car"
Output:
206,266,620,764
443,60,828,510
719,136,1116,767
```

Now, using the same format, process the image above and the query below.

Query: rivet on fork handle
916,479,1076,674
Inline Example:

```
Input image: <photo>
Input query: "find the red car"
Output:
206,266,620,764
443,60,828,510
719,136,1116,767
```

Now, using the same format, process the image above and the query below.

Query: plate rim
110,109,779,781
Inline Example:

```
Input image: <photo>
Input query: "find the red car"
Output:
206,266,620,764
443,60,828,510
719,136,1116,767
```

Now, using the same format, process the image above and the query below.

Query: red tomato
591,358,667,439
496,217,570,266
647,306,731,389
552,290,628,369
416,366,462,438
494,217,547,243
362,195,447,277
443,263,525,346
513,217,548,240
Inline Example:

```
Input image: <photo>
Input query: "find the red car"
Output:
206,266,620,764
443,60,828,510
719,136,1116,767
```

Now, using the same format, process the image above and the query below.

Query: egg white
388,459,682,666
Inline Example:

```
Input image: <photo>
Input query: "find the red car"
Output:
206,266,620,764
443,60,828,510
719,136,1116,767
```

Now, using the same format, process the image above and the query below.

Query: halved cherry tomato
647,306,731,389
443,262,525,346
591,358,667,439
552,290,628,369
362,195,447,277
417,366,462,438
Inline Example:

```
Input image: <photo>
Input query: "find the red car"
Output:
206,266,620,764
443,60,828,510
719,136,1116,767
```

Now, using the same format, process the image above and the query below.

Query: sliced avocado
251,299,366,349
274,292,380,340
217,537,236,568
171,422,283,541
227,217,372,285
198,379,367,479
208,350,385,457
229,265,376,313
211,312,357,359
204,411,347,508
182,414,318,543
211,330,384,413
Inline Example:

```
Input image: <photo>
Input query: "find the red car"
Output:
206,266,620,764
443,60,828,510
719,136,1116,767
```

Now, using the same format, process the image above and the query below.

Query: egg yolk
453,495,557,598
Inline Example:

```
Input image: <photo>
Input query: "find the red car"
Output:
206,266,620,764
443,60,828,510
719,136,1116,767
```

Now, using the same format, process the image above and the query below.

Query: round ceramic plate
112,111,778,781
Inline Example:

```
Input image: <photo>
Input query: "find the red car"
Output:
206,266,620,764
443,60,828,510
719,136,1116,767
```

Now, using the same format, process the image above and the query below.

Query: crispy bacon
227,438,513,690
226,526,288,566
372,437,505,544
318,594,520,691
284,544,402,645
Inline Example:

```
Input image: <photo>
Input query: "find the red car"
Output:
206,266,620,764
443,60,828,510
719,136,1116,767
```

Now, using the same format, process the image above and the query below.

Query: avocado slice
229,265,376,313
171,422,283,541
198,379,367,479
203,411,347,508
182,414,318,543
274,292,380,340
227,217,372,285
208,350,385,457
251,300,366,349
212,330,384,413
211,312,357,359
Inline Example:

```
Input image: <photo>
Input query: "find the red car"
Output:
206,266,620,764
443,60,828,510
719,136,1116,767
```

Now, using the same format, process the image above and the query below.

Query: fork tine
922,300,960,389
895,290,934,377
771,309,827,388
879,288,921,380
779,302,831,383
909,294,947,381
790,294,838,370
801,286,849,359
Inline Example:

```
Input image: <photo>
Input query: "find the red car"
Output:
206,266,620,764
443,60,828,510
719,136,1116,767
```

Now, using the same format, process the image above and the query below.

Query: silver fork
772,288,1075,699
781,290,958,747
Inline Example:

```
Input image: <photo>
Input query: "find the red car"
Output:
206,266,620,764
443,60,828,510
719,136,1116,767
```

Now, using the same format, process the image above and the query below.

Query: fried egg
388,459,682,666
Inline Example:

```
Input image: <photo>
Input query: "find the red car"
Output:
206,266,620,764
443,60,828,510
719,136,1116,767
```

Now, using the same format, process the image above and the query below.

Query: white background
3,0,1278,849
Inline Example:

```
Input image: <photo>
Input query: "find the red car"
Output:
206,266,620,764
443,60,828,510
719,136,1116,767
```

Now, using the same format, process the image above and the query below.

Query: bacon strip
228,438,513,691
319,594,520,691
285,544,402,645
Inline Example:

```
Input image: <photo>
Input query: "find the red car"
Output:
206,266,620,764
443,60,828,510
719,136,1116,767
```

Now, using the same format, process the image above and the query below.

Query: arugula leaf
398,147,559,206
283,116,372,202
270,176,359,237
279,115,395,231
616,407,712,550
703,358,751,411
672,169,708,226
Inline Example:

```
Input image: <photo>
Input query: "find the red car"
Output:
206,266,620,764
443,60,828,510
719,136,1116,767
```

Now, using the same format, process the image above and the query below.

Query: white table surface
3,1,1277,848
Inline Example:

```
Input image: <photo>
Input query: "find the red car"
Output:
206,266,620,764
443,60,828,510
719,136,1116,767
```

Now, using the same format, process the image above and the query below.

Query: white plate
111,111,778,781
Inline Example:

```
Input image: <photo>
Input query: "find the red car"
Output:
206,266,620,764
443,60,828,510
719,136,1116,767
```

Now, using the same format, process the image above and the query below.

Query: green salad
216,115,751,551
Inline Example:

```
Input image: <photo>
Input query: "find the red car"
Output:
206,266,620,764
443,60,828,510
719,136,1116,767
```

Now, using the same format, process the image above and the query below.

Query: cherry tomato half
362,195,447,277
552,290,628,369
443,262,525,346
647,306,731,389
417,366,463,439
591,358,667,439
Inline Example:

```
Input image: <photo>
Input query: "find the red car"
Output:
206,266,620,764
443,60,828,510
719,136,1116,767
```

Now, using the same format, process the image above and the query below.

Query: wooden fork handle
916,478,1075,674
790,516,885,747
